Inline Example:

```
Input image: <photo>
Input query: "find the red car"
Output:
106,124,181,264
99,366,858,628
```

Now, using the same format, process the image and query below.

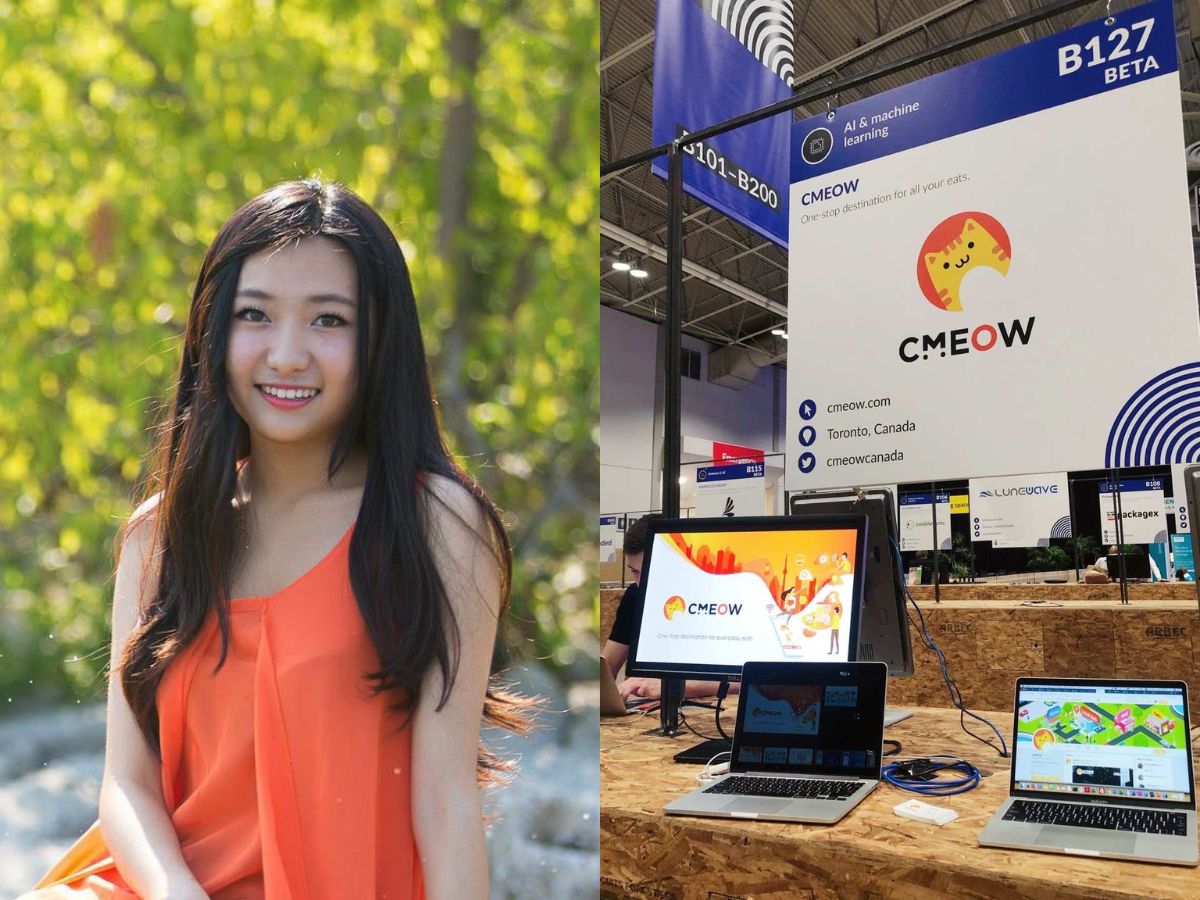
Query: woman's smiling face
226,235,359,451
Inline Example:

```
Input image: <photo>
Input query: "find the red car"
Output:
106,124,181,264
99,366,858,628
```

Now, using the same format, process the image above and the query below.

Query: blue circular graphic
797,452,816,474
798,399,817,421
1105,361,1200,466
798,425,816,447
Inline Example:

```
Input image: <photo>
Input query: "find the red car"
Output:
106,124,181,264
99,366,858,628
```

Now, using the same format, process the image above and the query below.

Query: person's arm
601,640,628,677
411,476,501,900
98,503,210,900
618,678,742,700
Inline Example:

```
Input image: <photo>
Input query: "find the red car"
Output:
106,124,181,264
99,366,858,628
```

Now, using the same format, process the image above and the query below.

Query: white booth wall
600,305,785,514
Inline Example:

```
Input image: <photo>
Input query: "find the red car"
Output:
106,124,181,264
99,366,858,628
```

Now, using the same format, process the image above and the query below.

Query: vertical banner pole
931,481,941,603
663,143,683,520
1110,467,1129,604
1067,476,1080,582
661,142,685,735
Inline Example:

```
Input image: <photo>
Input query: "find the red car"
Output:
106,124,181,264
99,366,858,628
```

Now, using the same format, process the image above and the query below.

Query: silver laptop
664,661,886,824
979,677,1198,866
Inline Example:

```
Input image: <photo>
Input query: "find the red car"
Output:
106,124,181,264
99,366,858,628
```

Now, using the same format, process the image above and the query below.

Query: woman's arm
411,476,503,900
98,504,209,900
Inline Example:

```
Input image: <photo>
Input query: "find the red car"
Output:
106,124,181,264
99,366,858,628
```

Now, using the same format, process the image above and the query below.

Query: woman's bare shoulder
115,492,164,599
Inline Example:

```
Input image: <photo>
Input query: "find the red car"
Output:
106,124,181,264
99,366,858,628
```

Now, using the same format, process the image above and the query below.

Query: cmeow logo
662,595,744,620
916,211,1011,312
663,596,685,621
900,211,1034,364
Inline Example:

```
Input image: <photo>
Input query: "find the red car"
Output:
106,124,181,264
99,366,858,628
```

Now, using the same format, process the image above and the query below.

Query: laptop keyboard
704,776,861,800
1003,799,1188,836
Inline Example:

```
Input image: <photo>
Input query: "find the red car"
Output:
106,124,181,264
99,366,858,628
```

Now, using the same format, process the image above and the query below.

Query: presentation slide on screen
636,529,858,666
1013,687,1190,801
785,0,1200,491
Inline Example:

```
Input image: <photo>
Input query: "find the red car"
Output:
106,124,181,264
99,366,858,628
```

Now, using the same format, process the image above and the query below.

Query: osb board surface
601,706,1200,899
910,583,1198,603
888,604,1200,717
921,599,1199,611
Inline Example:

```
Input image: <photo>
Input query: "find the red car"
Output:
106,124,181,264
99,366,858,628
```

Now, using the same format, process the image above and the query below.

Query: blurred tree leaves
0,0,599,709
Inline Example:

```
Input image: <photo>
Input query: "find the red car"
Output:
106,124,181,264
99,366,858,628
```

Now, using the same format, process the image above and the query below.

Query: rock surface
0,663,598,899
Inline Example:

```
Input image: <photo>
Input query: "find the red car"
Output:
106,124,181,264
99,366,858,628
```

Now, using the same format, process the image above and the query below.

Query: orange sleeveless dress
37,520,426,899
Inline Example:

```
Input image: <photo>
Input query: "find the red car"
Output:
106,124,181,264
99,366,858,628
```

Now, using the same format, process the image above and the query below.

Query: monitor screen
626,515,868,680
1012,680,1194,808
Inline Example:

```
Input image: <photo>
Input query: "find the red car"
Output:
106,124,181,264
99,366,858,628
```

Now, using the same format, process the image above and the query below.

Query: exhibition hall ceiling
601,0,1200,364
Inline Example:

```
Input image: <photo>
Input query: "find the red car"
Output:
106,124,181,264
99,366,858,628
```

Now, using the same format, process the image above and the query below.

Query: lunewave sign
969,473,1071,548
785,0,1200,490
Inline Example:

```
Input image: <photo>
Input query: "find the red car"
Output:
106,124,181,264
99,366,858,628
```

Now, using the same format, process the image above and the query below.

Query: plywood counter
601,704,1200,899
600,587,1200,717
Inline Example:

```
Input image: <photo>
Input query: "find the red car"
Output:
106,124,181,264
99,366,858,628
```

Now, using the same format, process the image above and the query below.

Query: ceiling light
781,333,789,340
630,266,649,278
611,259,631,272
771,328,785,336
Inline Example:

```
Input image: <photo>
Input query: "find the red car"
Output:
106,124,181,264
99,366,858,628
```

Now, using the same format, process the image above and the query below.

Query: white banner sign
696,462,766,518
1099,478,1168,545
785,0,1200,491
898,491,952,552
968,472,1071,548
600,515,618,562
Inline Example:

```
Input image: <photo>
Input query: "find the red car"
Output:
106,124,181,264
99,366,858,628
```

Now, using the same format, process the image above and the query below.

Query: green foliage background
0,0,599,709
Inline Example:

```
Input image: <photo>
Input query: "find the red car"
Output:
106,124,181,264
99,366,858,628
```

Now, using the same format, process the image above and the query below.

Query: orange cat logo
663,596,685,620
917,212,1011,312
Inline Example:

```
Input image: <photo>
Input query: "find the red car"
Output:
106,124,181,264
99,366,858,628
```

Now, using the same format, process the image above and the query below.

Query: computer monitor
788,489,913,677
1106,553,1151,580
627,514,869,682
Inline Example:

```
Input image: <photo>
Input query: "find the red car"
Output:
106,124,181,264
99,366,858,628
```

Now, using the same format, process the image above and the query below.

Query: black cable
883,738,902,757
714,680,732,742
677,707,722,742
890,537,1009,758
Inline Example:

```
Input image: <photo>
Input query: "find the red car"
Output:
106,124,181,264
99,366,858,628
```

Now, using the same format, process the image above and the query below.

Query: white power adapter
892,798,958,826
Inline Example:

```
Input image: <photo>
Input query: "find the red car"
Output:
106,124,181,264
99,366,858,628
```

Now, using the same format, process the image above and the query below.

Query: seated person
602,514,740,702
1083,545,1119,583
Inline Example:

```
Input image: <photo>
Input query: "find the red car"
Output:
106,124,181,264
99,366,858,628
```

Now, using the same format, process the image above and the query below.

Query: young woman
27,179,525,899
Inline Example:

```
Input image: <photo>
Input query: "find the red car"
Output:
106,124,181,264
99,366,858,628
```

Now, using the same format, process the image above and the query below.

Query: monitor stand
657,677,685,736
885,707,914,727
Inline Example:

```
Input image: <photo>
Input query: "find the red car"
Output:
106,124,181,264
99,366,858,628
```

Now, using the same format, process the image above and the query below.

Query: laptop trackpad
722,798,792,815
1035,825,1137,855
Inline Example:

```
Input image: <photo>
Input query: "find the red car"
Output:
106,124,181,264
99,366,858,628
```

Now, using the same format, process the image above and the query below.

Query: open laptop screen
1012,679,1194,808
732,661,887,779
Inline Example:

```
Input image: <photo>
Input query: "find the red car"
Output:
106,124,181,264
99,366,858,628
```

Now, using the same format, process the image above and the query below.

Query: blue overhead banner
651,0,793,247
697,462,765,482
789,0,1178,182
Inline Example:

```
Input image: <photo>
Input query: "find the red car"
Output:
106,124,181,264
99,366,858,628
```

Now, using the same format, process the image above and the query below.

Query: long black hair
118,178,526,784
